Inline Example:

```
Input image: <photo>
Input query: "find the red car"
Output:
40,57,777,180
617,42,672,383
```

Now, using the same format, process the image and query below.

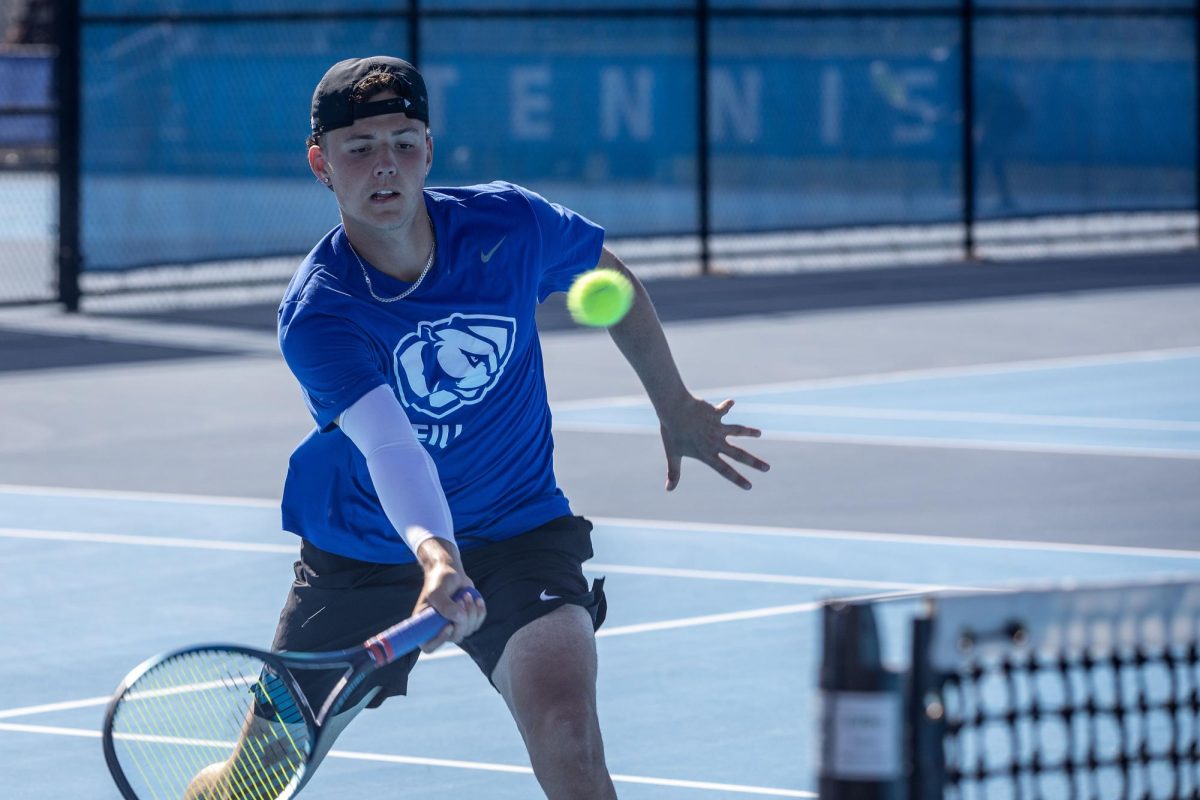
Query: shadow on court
108,250,1200,329
0,250,1195,375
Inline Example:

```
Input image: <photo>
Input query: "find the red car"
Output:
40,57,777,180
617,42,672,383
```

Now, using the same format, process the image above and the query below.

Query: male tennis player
253,56,767,798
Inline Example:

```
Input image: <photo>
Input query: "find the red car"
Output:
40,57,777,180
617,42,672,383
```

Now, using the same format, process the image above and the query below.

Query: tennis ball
566,268,634,327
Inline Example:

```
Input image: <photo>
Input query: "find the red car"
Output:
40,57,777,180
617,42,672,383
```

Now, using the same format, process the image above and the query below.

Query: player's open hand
415,539,486,652
659,397,770,491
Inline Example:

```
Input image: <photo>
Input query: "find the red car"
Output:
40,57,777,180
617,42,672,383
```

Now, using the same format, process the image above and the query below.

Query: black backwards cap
310,56,429,138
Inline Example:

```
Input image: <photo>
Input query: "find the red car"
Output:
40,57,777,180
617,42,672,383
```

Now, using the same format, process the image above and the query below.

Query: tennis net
818,578,1200,799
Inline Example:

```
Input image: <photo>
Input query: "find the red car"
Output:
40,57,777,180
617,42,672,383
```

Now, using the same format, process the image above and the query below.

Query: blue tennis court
3,0,1198,791
2,489,1199,798
554,349,1200,459
1,310,1198,798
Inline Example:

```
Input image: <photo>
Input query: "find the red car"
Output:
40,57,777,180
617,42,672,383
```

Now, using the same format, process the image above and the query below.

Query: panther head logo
393,313,517,418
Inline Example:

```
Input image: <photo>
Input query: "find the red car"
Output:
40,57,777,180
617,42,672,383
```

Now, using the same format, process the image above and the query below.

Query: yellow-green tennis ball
567,268,634,327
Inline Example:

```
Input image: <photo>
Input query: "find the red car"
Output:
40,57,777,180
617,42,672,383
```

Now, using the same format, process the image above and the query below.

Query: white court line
0,696,121,720
0,528,954,592
2,482,1199,560
0,483,278,507
0,527,295,553
0,676,257,723
550,345,1200,411
335,747,816,797
553,420,1200,460
733,404,1200,433
0,722,103,738
0,526,958,723
0,588,935,723
698,345,1200,401
588,563,955,592
6,524,1128,587
0,644,462,717
597,599,857,637
0,602,837,720
0,722,814,797
595,517,1200,561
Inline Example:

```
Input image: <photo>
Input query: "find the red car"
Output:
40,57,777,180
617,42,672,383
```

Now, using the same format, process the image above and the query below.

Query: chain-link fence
2,0,1197,309
0,0,56,304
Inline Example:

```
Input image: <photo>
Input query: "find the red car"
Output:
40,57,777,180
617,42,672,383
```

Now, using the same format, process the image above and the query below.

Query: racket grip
363,587,482,666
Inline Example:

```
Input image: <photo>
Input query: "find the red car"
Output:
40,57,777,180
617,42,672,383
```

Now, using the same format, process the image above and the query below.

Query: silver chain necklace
350,217,436,303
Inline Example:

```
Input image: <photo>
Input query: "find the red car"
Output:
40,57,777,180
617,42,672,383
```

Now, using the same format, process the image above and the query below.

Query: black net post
819,601,905,800
55,0,81,312
907,614,945,800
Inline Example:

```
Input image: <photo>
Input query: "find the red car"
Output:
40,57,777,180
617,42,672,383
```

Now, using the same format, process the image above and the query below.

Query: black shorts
271,515,607,710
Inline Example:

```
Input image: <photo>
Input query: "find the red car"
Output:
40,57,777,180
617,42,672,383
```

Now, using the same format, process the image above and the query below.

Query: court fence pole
960,0,976,260
696,0,712,276
56,0,82,312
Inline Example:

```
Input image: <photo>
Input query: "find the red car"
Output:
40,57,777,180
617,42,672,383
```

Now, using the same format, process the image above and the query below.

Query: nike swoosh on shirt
539,589,561,602
480,237,506,263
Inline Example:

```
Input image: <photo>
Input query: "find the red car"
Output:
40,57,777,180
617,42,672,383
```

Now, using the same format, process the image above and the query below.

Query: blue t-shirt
278,181,605,563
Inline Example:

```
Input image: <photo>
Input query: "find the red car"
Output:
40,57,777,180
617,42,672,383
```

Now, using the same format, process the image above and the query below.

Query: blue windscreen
422,17,698,238
82,21,408,269
77,6,1198,270
84,0,406,12
973,15,1196,218
711,16,963,232
0,53,53,147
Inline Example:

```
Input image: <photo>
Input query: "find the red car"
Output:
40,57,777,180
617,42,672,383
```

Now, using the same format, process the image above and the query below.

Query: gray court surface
2,251,1197,545
1,250,1198,798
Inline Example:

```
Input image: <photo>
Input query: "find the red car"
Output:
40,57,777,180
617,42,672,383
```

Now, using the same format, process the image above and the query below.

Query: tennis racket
102,587,480,800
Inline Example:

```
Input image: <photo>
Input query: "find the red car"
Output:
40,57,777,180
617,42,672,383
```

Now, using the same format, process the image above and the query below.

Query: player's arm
338,384,485,648
597,246,771,491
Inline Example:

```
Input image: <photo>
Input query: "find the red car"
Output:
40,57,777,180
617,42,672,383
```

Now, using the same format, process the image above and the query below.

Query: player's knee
528,700,606,771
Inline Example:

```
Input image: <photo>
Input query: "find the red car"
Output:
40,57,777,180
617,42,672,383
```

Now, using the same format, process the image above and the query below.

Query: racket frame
102,644,321,800
102,587,475,799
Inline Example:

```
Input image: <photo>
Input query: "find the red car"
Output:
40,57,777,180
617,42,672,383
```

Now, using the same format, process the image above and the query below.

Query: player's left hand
659,397,770,491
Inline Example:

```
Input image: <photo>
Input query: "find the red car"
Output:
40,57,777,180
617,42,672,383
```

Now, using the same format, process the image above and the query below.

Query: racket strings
109,650,311,800
120,652,237,796
180,658,293,799
243,672,308,795
118,653,252,798
134,652,301,799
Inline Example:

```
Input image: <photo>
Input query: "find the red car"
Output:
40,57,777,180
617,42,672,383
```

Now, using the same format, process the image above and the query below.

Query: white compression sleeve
337,384,454,554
